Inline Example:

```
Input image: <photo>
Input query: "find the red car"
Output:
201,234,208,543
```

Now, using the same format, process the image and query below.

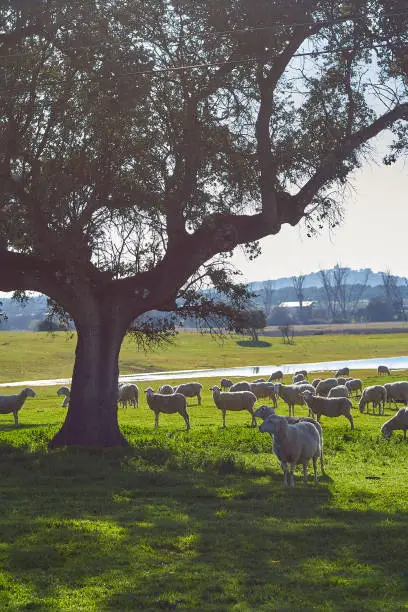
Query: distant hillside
248,267,406,291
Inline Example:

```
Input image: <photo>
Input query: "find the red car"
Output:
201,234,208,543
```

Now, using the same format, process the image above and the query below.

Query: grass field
0,332,407,610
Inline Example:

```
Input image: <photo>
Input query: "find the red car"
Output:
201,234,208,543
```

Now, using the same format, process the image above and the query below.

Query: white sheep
381,408,408,439
254,405,325,476
345,378,363,398
335,366,350,377
268,370,283,382
220,378,233,391
258,414,322,487
273,383,305,417
293,373,306,384
118,383,139,408
249,382,278,409
295,369,308,378
358,385,386,415
336,377,347,386
173,382,203,405
301,390,354,430
158,384,174,395
315,378,339,397
328,385,349,398
0,388,36,426
144,387,190,430
377,365,391,376
229,381,251,392
210,385,257,428
57,386,70,408
383,382,408,408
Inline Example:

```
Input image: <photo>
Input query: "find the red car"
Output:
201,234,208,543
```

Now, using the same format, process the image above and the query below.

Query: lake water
2,355,408,388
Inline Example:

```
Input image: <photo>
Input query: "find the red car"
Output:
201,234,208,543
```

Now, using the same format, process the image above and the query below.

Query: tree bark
49,309,129,448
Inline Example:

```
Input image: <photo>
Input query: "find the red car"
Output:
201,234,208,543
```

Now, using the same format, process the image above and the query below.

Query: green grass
0,332,408,609
1,329,408,383
0,367,407,610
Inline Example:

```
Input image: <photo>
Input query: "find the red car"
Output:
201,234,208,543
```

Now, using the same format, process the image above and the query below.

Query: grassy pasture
0,332,407,609
1,330,408,382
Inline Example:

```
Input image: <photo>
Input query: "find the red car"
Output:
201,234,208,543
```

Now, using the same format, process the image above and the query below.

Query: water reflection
2,355,408,388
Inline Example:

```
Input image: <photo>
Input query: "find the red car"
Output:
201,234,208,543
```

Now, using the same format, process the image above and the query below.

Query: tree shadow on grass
236,340,271,348
0,440,406,610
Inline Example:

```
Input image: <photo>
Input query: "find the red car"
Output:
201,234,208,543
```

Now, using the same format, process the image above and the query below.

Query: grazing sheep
0,388,36,426
378,365,391,376
328,385,349,398
158,384,174,395
268,370,283,382
315,378,339,397
293,373,306,384
220,378,233,391
273,383,305,417
312,378,321,388
254,405,325,476
345,378,363,398
301,390,354,430
335,367,350,377
210,385,257,428
173,382,203,405
229,381,251,392
358,385,387,415
383,381,408,408
57,386,70,408
118,383,139,408
144,387,190,430
295,369,308,378
249,382,277,409
381,408,408,439
258,414,322,487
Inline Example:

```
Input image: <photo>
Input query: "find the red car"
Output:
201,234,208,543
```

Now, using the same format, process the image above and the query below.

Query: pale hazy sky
231,153,408,283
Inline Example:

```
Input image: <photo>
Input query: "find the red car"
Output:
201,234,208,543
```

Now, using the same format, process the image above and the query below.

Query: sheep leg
347,413,354,430
222,410,226,428
302,463,308,483
180,410,190,431
272,394,277,410
197,393,201,406
249,410,256,427
154,412,159,428
312,456,318,482
289,463,295,488
13,411,18,427
281,461,288,487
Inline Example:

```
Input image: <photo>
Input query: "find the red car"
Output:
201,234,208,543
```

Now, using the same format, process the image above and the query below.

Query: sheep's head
259,415,287,437
381,423,392,438
23,388,36,398
144,387,155,396
254,405,275,420
57,386,70,397
358,397,366,413
300,390,313,402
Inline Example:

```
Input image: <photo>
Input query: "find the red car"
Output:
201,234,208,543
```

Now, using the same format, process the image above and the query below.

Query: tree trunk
49,313,129,448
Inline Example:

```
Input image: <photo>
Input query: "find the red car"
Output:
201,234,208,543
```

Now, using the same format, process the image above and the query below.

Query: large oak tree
1,0,407,446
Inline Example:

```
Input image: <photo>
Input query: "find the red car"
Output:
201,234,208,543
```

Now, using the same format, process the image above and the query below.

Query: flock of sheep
1,364,407,488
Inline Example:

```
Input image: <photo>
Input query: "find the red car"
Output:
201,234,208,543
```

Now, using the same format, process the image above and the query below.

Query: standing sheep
273,383,305,417
381,408,408,439
220,378,233,391
328,385,349,398
383,381,408,408
249,382,277,409
173,382,203,405
345,378,363,398
118,383,139,408
210,385,257,428
335,367,350,377
268,370,283,382
57,386,70,408
378,365,391,376
295,369,308,378
358,385,386,415
301,390,354,430
293,373,306,384
0,388,36,426
144,387,190,430
315,378,339,397
254,405,325,476
258,414,322,487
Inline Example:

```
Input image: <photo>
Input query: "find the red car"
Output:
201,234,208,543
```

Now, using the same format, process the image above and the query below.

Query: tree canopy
1,0,408,445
